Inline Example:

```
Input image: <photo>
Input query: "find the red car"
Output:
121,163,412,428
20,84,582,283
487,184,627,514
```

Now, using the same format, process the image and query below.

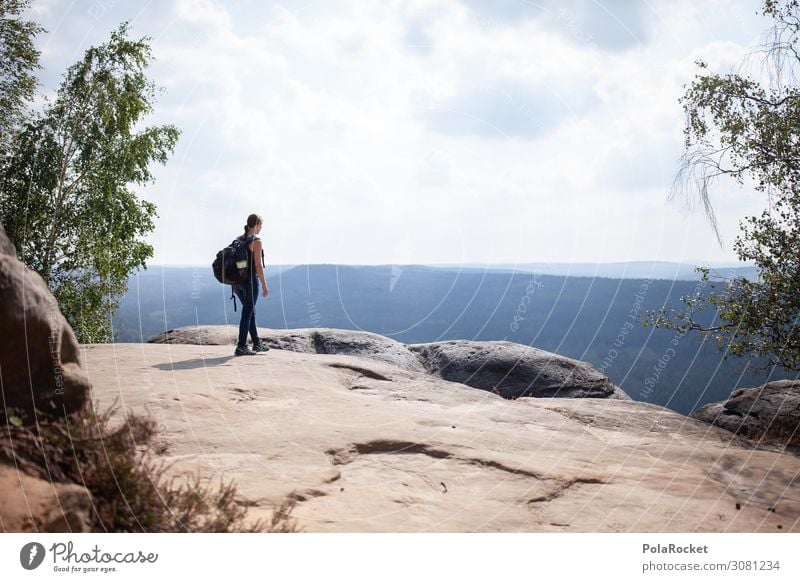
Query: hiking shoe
252,341,270,352
234,346,257,356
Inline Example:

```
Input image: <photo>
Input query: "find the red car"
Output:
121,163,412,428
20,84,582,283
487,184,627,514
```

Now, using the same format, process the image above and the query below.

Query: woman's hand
262,286,269,298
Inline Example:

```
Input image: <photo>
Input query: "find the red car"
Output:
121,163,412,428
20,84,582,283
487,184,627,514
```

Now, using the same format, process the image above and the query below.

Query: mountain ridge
114,265,797,415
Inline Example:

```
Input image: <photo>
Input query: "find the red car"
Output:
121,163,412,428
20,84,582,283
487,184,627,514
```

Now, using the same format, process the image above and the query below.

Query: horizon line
141,259,754,269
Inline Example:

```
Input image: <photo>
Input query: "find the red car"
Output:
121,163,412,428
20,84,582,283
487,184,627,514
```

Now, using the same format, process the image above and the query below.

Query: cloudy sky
27,0,771,266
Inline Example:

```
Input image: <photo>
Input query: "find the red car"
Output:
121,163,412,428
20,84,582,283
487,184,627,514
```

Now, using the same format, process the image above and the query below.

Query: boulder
0,225,91,416
0,463,93,532
691,380,800,448
269,327,427,373
409,340,629,399
0,224,15,256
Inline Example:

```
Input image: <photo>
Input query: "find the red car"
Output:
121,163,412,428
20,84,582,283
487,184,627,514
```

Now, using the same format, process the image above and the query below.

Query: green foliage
0,404,299,532
650,1,800,372
0,23,179,342
0,0,43,154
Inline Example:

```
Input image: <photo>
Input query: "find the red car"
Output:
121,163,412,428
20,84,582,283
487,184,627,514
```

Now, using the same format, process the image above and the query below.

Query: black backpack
212,235,253,287
212,235,263,311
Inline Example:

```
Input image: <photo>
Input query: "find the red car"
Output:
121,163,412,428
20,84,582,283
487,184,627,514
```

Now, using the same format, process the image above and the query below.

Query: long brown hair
243,213,262,238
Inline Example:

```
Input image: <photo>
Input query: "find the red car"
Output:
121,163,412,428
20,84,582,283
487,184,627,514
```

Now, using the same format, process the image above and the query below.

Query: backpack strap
248,235,265,269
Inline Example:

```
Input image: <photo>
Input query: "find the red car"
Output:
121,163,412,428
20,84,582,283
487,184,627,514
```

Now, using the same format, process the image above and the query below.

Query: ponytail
242,213,263,239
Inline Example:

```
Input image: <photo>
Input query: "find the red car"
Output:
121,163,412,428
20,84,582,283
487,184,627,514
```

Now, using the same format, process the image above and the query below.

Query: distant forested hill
113,264,796,415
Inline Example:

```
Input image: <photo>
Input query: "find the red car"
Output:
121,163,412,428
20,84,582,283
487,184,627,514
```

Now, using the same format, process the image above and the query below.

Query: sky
25,0,774,266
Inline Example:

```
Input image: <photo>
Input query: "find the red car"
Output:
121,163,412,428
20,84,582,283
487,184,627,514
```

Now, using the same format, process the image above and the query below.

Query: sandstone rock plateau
73,326,800,532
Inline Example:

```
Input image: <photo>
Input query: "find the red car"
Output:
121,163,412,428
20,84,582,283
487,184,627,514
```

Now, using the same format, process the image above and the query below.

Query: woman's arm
251,238,269,297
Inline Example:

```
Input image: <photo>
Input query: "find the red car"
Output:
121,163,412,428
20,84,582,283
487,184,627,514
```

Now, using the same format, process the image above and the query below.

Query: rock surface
691,380,800,446
149,325,242,346
0,225,91,416
410,340,630,400
0,464,93,532
81,342,800,532
150,326,426,373
149,326,628,400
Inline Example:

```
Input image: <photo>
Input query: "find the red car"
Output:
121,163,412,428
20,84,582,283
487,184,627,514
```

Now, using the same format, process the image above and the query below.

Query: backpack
212,235,253,286
212,235,263,311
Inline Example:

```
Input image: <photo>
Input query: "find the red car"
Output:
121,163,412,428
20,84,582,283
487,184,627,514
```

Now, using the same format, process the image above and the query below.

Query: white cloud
26,0,774,266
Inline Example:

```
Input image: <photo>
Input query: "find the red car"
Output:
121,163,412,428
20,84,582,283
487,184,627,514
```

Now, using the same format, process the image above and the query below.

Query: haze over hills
209,261,757,281
163,261,757,280
432,261,758,281
114,263,795,416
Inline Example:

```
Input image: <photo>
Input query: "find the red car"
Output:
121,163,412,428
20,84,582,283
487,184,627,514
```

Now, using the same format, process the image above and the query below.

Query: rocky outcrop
691,380,800,450
149,326,628,400
409,340,629,400
0,225,91,416
267,328,426,374
149,326,426,373
81,343,800,532
0,224,94,532
148,325,237,346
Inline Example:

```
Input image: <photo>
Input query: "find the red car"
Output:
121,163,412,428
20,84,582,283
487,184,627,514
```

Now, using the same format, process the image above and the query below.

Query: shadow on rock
151,356,233,370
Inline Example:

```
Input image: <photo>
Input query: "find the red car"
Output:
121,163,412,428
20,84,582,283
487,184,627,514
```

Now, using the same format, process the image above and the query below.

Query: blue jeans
234,278,261,349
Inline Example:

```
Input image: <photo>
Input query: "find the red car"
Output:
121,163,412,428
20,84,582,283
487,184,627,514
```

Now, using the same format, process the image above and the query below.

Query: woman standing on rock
233,213,270,356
